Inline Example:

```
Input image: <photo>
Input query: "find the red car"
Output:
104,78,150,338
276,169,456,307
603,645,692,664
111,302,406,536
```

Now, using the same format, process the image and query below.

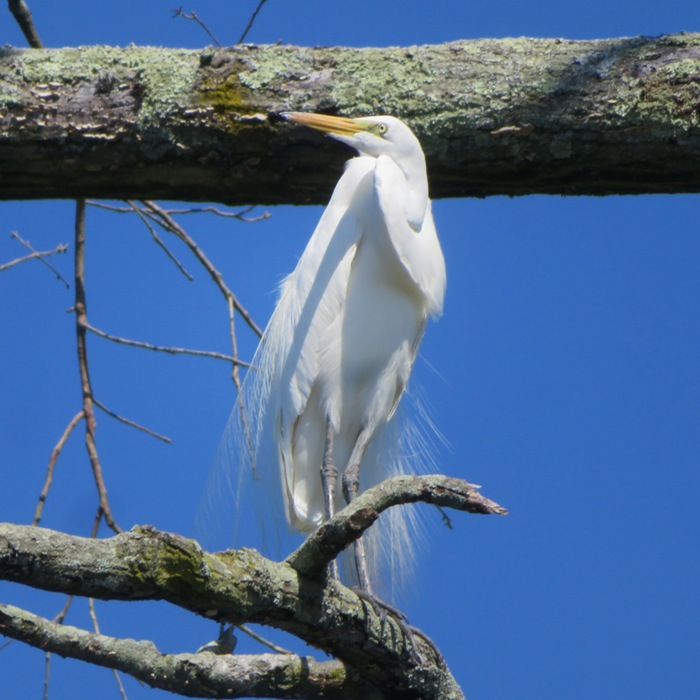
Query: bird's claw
352,587,426,666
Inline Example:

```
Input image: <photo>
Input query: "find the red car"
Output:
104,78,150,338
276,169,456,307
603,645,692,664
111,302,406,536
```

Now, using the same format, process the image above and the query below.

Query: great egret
216,112,445,596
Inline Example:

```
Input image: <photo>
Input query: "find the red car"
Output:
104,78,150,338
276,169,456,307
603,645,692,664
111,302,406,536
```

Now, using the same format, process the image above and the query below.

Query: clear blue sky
1,2,699,699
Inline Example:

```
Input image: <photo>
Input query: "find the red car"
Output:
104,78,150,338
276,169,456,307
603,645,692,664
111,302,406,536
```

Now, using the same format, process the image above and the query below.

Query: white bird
218,112,446,596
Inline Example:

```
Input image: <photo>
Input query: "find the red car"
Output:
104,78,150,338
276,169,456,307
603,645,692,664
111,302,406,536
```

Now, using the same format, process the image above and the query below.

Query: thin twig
52,596,75,625
171,6,221,47
141,201,263,338
74,199,122,534
86,201,139,213
139,202,260,453
238,624,292,655
33,411,85,526
158,205,270,222
10,232,70,286
238,0,270,44
3,233,70,286
0,245,68,274
42,651,50,700
93,398,172,444
85,321,250,366
126,201,193,280
8,0,43,48
41,510,102,698
87,201,269,222
436,505,454,530
87,515,130,700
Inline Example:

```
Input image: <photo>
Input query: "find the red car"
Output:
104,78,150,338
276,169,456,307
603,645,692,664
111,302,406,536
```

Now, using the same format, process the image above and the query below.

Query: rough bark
0,604,375,699
0,475,505,699
1,35,700,204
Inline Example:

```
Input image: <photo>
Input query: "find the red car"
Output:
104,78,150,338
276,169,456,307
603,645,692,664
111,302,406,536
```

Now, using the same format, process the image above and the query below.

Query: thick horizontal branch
287,475,506,578
1,35,700,202
0,604,374,699
0,520,464,699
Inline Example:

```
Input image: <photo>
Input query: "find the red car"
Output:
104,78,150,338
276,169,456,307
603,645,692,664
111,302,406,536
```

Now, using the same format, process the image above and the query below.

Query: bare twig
141,201,263,338
10,233,70,286
238,624,292,655
138,201,261,452
238,0,270,44
74,199,121,534
88,598,129,700
0,245,67,273
435,505,454,530
33,411,85,526
126,201,193,280
2,233,69,286
41,510,102,697
87,201,269,223
158,205,270,222
42,651,50,700
52,596,75,626
93,399,172,444
8,0,43,48
85,321,250,366
171,6,221,47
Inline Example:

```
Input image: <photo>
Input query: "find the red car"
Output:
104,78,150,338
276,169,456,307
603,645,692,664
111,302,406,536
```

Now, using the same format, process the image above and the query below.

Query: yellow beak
282,112,364,136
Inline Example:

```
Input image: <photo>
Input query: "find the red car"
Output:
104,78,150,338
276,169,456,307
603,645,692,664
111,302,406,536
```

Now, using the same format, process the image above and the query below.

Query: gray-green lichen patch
0,46,200,126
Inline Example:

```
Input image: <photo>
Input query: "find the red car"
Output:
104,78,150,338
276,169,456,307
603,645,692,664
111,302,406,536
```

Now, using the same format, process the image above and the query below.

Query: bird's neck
399,154,429,232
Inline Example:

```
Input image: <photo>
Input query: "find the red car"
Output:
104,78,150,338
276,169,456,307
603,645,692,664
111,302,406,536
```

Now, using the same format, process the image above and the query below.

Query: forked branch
0,474,505,699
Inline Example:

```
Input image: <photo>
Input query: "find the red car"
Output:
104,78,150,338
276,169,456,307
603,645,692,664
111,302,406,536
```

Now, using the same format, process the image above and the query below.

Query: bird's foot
352,587,426,666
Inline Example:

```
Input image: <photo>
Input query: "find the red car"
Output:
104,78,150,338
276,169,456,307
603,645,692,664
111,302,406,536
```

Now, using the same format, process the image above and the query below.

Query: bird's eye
376,122,388,136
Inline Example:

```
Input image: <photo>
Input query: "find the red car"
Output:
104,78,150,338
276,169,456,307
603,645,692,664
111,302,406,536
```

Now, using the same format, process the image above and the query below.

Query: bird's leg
342,429,427,665
321,417,340,581
342,427,373,593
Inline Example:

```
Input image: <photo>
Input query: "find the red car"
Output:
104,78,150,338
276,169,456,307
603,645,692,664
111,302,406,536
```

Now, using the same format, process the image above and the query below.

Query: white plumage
213,113,446,595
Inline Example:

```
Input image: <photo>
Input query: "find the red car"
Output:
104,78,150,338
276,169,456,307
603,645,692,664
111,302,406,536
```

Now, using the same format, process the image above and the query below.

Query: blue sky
1,2,699,699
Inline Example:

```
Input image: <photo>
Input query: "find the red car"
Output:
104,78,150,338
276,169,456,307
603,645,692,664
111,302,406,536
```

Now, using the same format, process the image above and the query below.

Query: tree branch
1,35,700,202
0,516,472,699
8,0,43,49
286,475,506,578
0,603,378,699
73,199,121,533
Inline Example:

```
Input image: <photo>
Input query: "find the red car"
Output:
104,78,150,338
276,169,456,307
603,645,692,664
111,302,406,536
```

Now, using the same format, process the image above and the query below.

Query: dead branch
171,7,222,48
238,0,270,44
33,410,85,525
3,37,700,202
73,199,121,534
140,201,263,339
93,398,172,444
127,200,194,280
0,604,377,700
0,512,478,699
287,475,507,578
8,0,42,48
1,234,69,285
84,320,248,366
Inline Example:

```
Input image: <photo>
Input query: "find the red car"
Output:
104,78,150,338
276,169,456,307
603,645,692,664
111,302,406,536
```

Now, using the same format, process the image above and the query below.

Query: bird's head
282,112,424,166
283,112,429,230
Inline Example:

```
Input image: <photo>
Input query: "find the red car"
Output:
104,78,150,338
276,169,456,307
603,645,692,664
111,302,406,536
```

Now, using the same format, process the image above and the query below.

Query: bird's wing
260,157,375,528
374,155,446,318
